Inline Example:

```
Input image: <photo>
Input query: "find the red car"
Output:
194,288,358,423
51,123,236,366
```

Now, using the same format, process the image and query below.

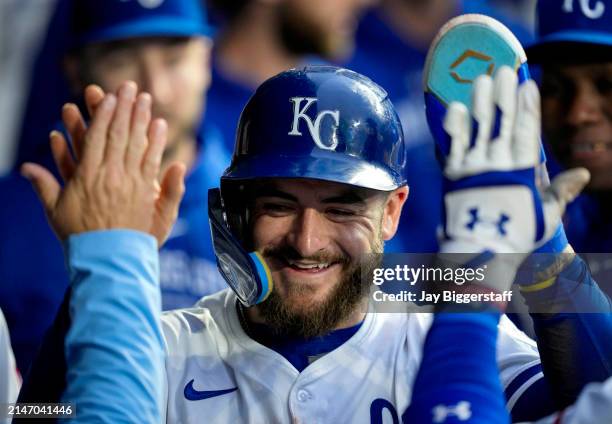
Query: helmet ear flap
220,181,253,249
208,187,272,306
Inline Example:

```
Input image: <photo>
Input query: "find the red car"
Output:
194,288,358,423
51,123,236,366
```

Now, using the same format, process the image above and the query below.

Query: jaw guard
208,188,272,306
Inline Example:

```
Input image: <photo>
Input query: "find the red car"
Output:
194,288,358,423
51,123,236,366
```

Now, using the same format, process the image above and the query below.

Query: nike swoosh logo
184,379,238,401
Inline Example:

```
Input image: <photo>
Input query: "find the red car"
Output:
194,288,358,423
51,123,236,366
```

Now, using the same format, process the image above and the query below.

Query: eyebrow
321,191,367,205
254,187,367,205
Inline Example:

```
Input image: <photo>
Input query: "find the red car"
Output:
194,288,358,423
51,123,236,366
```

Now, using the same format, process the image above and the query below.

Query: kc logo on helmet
288,97,340,150
563,0,605,19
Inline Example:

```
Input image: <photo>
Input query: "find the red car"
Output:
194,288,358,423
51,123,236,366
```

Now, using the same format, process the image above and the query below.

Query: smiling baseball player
22,66,566,422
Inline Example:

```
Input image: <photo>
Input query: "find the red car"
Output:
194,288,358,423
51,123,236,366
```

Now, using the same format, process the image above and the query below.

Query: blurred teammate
0,0,228,374
346,0,533,254
205,0,374,150
407,63,612,422
24,67,563,422
528,0,612,253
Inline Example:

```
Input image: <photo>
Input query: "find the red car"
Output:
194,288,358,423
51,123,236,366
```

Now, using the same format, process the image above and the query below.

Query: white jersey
531,377,612,424
161,289,541,423
0,308,20,421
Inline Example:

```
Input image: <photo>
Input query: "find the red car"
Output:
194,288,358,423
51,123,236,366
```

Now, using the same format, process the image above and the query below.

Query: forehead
82,36,195,57
544,62,612,78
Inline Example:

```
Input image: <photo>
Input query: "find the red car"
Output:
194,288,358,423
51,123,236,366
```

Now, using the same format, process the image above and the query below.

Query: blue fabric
531,0,612,49
563,194,612,253
204,59,255,153
402,313,510,424
524,255,612,407
71,0,214,48
507,371,558,422
0,172,68,373
62,230,163,423
245,320,362,372
346,1,533,254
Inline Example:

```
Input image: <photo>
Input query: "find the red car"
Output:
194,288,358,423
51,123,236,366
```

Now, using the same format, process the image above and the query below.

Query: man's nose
140,64,173,108
566,82,604,128
286,208,329,258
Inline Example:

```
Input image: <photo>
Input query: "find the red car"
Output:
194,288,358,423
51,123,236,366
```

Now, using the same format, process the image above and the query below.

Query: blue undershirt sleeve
60,230,164,423
402,313,509,424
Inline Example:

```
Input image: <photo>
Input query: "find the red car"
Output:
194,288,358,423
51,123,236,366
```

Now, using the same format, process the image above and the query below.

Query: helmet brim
222,151,406,192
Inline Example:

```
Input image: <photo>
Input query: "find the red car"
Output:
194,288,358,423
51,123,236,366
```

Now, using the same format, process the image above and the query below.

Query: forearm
61,230,164,423
403,313,509,424
522,254,612,407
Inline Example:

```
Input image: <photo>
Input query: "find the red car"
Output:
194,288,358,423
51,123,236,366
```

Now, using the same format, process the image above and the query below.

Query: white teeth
287,259,330,270
573,142,610,153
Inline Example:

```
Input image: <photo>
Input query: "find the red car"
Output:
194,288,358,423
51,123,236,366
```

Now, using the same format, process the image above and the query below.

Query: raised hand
441,66,589,255
438,66,590,294
21,81,186,246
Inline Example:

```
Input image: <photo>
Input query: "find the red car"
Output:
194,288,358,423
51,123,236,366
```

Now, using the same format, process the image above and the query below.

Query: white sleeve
495,315,544,411
0,308,20,413
527,377,612,424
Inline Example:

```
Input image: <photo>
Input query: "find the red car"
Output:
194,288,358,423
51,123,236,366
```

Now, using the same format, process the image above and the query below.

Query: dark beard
255,244,382,339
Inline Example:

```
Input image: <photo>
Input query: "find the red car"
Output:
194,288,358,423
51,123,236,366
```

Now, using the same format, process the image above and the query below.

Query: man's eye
98,51,134,69
541,75,567,99
327,208,355,217
595,77,612,96
163,52,184,67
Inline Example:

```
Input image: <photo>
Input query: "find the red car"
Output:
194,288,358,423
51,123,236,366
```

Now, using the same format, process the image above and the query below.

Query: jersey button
297,389,312,402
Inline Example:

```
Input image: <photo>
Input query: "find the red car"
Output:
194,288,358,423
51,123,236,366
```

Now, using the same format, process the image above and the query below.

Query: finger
104,81,137,166
49,131,75,183
82,93,117,169
125,93,152,171
142,118,167,180
549,168,590,207
20,163,61,214
513,80,541,169
465,75,494,170
62,103,87,160
443,102,470,177
84,84,105,118
153,162,186,246
488,66,516,168
541,168,590,241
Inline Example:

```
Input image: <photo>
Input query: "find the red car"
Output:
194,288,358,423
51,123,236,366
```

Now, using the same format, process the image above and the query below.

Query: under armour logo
466,207,510,236
120,0,165,9
563,0,605,19
288,97,340,151
432,401,472,423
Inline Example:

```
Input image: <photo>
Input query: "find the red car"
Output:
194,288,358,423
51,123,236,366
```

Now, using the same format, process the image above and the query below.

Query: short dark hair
529,42,612,65
207,0,251,23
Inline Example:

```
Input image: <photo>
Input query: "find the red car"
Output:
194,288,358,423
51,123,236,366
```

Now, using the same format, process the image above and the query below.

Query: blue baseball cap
71,0,214,48
528,0,612,62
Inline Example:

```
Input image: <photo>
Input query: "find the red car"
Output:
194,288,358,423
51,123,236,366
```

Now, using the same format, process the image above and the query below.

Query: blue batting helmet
527,0,612,62
209,66,406,307
223,65,407,192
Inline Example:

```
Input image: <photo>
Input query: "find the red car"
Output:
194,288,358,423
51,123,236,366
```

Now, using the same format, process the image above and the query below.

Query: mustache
260,245,350,266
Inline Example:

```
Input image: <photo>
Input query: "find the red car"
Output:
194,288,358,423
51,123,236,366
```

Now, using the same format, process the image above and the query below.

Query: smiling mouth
285,258,334,272
572,141,612,154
